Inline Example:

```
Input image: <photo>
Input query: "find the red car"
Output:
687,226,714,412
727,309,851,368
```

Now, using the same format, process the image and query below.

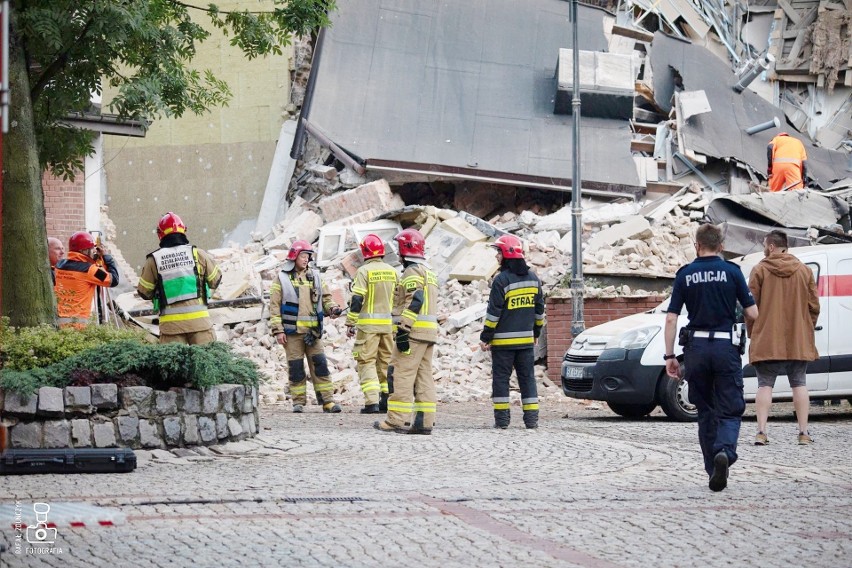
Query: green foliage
0,340,264,395
13,0,335,179
0,317,147,371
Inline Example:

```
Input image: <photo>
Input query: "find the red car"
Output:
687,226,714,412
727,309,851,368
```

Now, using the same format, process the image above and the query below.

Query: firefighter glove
396,329,411,354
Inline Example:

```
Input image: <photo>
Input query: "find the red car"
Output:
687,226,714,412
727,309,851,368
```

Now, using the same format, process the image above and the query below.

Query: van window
805,262,819,283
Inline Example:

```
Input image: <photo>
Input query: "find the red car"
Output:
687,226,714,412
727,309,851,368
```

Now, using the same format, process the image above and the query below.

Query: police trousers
353,330,393,405
385,340,436,429
684,338,745,475
284,334,336,408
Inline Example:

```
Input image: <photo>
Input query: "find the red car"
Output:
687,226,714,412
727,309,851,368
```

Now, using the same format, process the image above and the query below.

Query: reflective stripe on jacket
271,269,324,334
395,261,439,343
480,268,545,350
347,258,397,333
54,252,119,325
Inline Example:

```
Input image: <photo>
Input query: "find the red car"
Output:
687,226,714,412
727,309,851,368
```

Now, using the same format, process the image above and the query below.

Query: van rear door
826,257,852,391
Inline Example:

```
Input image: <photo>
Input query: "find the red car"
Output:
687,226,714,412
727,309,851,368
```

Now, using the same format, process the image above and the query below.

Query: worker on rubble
137,212,221,345
346,234,398,414
480,235,545,430
269,240,343,413
374,229,439,434
48,237,65,283
55,231,120,328
767,132,808,192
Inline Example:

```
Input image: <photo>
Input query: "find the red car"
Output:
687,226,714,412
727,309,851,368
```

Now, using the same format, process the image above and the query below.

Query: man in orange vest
767,133,807,192
54,231,120,328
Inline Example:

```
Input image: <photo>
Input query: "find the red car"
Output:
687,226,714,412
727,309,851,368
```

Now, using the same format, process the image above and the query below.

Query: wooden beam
631,139,656,153
630,121,660,135
776,0,801,25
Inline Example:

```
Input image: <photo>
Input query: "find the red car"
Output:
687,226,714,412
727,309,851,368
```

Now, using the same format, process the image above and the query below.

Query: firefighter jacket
394,260,439,343
137,243,221,335
55,252,120,326
347,258,397,333
480,267,545,350
269,268,337,335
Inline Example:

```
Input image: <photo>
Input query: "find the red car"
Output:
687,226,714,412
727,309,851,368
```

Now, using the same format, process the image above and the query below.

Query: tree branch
171,0,272,15
30,16,96,104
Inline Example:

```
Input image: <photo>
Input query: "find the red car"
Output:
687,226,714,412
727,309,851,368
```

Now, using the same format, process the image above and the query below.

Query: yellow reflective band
207,265,220,281
357,318,392,325
412,321,438,329
491,337,534,346
505,287,538,299
160,310,210,323
351,285,368,295
270,283,281,291
315,384,334,392
361,384,380,393
414,403,436,412
380,384,389,393
388,402,414,412
522,403,539,411
270,316,282,324
138,278,156,291
493,402,510,410
484,320,497,328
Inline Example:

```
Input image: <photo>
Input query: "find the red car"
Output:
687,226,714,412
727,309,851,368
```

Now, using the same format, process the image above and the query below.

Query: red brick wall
42,170,85,246
546,294,667,381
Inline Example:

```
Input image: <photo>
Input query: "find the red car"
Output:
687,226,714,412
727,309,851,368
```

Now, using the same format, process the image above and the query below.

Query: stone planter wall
0,384,259,450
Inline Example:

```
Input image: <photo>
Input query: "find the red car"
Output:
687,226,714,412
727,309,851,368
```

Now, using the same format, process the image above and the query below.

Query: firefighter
479,235,545,430
768,132,808,192
137,212,222,345
374,229,439,434
269,240,343,413
346,234,398,414
55,231,120,328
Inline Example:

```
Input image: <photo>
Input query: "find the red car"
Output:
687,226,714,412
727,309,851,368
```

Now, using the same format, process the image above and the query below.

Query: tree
1,0,333,327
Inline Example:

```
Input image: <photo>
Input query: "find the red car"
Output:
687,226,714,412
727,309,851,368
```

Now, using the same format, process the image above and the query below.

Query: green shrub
0,340,263,395
0,317,148,371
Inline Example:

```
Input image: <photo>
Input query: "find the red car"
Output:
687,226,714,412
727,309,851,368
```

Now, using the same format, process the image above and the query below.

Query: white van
561,243,852,421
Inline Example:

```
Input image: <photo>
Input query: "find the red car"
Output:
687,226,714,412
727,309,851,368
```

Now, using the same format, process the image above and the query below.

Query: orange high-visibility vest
768,135,807,192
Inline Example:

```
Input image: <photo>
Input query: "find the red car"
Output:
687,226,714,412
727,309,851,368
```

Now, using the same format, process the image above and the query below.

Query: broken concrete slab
447,302,488,329
319,179,405,223
555,49,634,119
449,242,500,282
425,225,467,284
586,215,653,253
438,217,487,244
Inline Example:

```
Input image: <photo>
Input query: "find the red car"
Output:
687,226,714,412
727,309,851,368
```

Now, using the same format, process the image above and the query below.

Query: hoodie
747,252,820,364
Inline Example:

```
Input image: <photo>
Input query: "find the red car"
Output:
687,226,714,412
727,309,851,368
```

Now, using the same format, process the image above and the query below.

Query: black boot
379,392,389,413
494,409,510,429
408,411,433,435
523,410,539,429
360,404,380,414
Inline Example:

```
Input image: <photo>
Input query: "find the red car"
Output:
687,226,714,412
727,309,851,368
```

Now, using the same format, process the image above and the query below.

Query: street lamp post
570,0,585,336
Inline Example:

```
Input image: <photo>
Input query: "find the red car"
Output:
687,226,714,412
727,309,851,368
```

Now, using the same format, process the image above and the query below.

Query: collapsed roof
306,0,642,195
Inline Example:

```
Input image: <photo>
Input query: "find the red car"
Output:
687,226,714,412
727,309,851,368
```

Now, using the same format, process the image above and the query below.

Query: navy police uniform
667,255,755,476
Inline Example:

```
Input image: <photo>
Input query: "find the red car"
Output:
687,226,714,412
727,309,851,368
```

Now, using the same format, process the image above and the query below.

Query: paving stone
37,387,64,417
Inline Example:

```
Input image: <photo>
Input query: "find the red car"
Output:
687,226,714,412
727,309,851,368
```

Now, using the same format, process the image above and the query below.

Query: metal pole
745,116,780,135
570,0,584,336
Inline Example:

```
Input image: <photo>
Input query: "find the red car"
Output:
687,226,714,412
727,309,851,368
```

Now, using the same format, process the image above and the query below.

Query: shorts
754,360,808,389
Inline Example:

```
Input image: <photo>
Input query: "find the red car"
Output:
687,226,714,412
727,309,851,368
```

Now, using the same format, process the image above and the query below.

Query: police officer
269,240,343,414
664,224,758,492
479,235,545,430
346,234,398,414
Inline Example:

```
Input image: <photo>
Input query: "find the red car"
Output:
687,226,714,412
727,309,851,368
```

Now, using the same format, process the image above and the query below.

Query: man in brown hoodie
747,230,820,445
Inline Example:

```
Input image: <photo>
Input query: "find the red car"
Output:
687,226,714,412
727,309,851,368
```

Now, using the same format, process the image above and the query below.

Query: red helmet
68,231,96,253
360,234,385,259
157,212,187,240
394,229,426,259
491,235,525,259
287,240,315,261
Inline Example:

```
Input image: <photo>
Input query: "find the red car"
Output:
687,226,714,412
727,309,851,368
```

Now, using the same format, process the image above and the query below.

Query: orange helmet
360,234,385,259
68,231,95,253
157,212,187,240
287,240,314,261
394,229,426,259
490,235,524,259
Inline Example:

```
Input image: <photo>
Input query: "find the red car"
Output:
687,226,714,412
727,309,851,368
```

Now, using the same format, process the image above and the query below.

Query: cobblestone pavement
1,399,850,567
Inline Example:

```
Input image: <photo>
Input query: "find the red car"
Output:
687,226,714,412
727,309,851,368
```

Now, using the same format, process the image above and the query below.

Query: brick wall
546,294,667,381
43,170,85,246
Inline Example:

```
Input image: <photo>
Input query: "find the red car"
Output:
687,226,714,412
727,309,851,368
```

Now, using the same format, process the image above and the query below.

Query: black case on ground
0,448,137,475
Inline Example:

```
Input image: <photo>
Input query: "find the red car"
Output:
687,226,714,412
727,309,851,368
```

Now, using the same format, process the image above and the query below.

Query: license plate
565,365,586,379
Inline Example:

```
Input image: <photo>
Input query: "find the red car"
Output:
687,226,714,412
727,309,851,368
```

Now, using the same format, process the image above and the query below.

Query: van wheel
607,402,657,418
657,371,698,422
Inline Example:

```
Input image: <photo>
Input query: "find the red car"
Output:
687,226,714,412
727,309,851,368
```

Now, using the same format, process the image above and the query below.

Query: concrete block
139,419,164,448
11,422,42,448
586,216,653,254
3,391,37,416
163,416,182,446
216,413,229,439
181,389,202,414
447,302,488,329
121,386,154,416
183,414,200,445
198,416,217,444
91,384,119,409
64,387,92,412
439,217,487,244
37,387,64,417
307,163,338,180
71,419,92,447
280,210,324,245
425,225,467,284
319,179,404,223
93,422,118,448
155,391,178,415
43,420,71,448
449,242,500,282
116,416,140,446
